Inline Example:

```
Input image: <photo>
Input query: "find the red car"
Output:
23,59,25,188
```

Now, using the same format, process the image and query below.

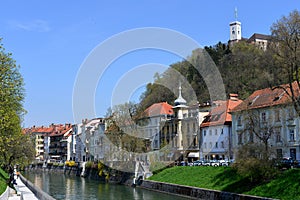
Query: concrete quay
7,174,38,200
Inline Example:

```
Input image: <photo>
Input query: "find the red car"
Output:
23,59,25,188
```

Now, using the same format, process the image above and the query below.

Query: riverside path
7,174,38,200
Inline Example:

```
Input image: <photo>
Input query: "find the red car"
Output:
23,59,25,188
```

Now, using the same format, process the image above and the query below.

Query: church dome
174,83,187,106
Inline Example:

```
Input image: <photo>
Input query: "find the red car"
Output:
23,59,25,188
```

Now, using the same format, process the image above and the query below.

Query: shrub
85,161,93,169
233,144,278,182
65,161,77,167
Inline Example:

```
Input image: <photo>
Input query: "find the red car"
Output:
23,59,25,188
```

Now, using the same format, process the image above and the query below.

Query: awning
188,152,199,158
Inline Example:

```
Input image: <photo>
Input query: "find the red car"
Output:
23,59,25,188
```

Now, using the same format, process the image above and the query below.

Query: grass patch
0,168,9,195
246,169,300,200
148,166,300,199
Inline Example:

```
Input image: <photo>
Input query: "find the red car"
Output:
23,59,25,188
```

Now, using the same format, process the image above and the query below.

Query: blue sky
1,1,299,127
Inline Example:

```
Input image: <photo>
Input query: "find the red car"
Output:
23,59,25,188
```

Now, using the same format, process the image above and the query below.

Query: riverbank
22,170,187,200
26,164,134,185
147,166,300,200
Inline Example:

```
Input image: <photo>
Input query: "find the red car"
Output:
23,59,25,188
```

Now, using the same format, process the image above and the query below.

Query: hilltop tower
229,8,242,43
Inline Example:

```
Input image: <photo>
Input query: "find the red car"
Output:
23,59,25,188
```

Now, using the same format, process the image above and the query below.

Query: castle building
229,8,270,50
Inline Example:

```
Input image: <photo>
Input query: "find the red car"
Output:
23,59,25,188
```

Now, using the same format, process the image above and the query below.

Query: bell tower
229,8,241,42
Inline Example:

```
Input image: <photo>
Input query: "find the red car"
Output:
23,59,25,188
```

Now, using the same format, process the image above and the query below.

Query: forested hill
138,41,287,112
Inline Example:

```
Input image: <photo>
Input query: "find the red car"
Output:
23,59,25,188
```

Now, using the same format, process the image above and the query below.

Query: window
215,142,218,148
237,116,242,126
290,148,296,160
204,142,207,149
215,129,218,135
221,129,224,134
221,141,224,148
209,130,212,136
209,142,212,148
203,130,206,137
288,108,294,119
261,112,266,122
249,132,254,143
238,133,242,145
276,149,283,158
275,129,281,143
275,110,280,122
289,129,295,141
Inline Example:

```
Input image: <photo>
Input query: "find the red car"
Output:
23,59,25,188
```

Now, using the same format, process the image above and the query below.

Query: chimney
229,93,239,101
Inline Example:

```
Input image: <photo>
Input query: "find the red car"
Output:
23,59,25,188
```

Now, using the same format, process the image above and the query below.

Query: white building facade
231,84,300,160
200,94,242,161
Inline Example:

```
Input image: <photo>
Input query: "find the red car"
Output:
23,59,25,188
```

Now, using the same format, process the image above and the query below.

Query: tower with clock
229,8,242,42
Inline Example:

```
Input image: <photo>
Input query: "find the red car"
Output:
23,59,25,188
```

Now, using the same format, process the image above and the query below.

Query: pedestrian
16,171,20,179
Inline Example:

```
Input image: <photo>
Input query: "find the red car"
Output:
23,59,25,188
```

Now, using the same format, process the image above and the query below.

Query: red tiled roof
230,82,299,112
143,102,174,117
201,96,242,127
24,123,73,137
49,124,72,137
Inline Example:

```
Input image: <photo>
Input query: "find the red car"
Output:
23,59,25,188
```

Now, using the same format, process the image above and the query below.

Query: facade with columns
157,84,210,162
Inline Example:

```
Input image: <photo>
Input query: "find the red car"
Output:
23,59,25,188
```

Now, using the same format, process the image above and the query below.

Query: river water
23,171,187,200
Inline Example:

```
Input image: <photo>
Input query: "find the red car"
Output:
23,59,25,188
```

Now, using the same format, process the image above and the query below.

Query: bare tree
270,10,300,116
243,109,274,161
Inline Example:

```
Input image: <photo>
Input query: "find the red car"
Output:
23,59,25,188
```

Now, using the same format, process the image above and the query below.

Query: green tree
219,41,273,99
204,41,230,66
0,39,34,169
269,10,300,116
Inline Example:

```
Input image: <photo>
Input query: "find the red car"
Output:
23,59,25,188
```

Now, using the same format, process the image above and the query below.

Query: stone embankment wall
139,180,277,200
19,174,56,200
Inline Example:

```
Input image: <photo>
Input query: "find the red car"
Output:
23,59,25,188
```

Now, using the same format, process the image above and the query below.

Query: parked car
210,160,220,167
219,160,230,166
202,160,211,166
180,161,189,166
276,157,298,169
192,160,203,166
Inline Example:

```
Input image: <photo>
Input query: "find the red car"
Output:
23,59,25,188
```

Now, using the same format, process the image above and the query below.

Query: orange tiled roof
230,82,299,112
143,102,174,117
24,123,73,137
201,95,242,127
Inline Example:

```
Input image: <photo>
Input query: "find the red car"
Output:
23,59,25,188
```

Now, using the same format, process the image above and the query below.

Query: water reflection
23,171,187,200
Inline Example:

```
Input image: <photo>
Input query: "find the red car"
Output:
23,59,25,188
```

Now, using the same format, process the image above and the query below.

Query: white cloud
8,19,50,32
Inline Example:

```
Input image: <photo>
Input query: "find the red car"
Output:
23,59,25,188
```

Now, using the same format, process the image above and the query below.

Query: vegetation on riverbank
148,166,300,200
0,168,9,194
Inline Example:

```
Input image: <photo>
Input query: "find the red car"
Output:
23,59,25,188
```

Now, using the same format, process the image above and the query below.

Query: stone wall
139,180,277,200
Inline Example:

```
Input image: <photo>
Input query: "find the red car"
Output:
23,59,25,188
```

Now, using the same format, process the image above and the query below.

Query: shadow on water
23,171,187,200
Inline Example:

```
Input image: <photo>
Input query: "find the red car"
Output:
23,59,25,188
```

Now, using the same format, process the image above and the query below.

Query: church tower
229,8,242,42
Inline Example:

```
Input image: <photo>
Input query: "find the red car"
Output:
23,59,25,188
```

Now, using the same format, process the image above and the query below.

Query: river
23,171,187,200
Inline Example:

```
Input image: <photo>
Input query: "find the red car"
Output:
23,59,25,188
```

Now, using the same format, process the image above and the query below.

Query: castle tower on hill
228,8,270,50
229,8,242,43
